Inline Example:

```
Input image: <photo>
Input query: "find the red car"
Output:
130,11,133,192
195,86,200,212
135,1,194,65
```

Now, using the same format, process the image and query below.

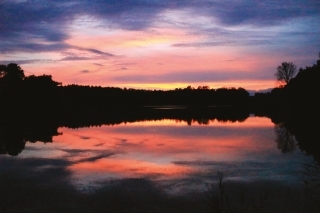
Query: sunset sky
1,0,319,90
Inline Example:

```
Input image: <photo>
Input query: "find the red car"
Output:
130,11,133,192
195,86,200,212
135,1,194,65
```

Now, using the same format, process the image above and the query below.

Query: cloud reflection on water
13,116,312,194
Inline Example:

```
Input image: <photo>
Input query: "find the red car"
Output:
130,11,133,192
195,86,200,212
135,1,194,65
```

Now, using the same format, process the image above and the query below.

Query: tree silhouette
274,123,296,153
0,63,25,82
0,127,26,156
0,63,25,93
24,75,61,88
275,62,297,85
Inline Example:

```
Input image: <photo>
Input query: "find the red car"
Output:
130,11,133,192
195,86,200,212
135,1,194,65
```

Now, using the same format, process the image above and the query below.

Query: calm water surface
2,116,313,196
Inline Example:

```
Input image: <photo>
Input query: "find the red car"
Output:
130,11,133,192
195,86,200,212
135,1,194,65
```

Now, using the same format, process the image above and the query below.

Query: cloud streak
112,70,273,84
172,40,272,48
0,59,53,65
1,0,319,53
60,148,116,163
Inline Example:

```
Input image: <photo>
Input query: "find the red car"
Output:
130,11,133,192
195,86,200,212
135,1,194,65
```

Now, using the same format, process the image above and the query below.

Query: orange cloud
19,26,282,91
69,158,191,179
52,117,275,178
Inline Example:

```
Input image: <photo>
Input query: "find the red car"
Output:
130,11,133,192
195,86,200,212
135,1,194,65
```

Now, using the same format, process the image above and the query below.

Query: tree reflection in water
0,127,25,156
0,122,59,156
0,114,319,212
274,123,297,153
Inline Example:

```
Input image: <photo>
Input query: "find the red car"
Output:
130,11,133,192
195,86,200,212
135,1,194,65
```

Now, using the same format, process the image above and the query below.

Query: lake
0,114,319,212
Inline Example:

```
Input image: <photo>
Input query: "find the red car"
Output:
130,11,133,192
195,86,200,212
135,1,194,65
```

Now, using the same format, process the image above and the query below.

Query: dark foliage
0,63,25,84
253,54,320,111
0,63,250,123
254,109,320,163
275,62,297,84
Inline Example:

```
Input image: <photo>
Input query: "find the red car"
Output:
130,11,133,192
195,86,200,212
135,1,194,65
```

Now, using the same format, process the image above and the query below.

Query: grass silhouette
204,167,320,213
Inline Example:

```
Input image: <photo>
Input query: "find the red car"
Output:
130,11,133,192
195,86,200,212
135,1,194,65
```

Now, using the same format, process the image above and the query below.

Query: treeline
252,56,320,112
59,85,249,107
1,55,319,115
0,64,250,116
1,55,320,117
